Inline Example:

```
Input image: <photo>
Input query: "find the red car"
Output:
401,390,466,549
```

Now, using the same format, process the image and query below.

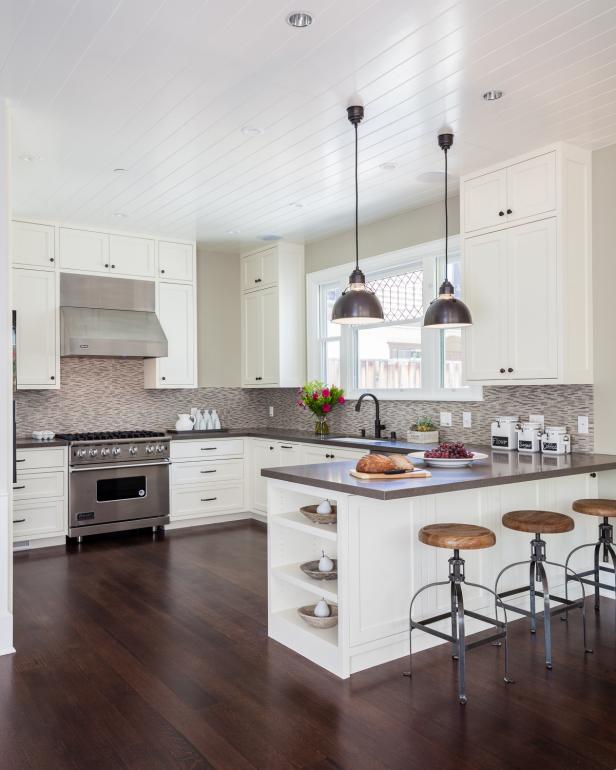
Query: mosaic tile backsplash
16,358,594,452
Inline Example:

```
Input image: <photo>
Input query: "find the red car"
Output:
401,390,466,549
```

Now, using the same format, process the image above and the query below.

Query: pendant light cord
354,121,359,271
444,145,448,278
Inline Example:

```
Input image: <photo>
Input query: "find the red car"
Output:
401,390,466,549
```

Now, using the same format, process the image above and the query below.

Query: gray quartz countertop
16,437,70,448
261,450,616,500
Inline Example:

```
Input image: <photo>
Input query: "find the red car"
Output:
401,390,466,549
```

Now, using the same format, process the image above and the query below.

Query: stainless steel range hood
60,274,168,358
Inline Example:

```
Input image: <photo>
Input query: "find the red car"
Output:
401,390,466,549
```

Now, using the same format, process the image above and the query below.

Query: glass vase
314,416,330,435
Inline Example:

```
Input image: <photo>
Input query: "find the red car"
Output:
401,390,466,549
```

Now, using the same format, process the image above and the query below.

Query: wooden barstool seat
502,510,574,535
419,523,496,550
572,499,616,518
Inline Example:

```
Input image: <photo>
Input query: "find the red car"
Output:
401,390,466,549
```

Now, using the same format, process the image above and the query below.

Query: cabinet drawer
13,498,65,539
171,483,244,519
14,470,64,500
16,447,66,470
170,439,244,461
171,458,244,485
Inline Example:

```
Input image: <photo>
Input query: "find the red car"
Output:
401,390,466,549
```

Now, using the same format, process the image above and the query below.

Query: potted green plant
297,381,345,435
408,416,439,444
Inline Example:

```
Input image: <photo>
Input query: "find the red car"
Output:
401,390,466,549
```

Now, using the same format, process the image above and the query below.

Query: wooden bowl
297,603,338,629
300,559,338,581
299,503,337,525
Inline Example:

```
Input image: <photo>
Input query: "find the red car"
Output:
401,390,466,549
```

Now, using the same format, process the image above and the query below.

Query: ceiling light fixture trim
483,89,503,101
286,11,313,27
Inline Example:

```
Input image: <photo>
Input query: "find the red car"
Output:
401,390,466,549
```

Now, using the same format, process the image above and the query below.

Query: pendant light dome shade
331,105,384,325
423,132,473,329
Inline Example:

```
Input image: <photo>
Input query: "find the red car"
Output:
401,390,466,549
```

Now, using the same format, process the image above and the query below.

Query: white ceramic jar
541,426,571,455
516,421,542,453
491,416,519,451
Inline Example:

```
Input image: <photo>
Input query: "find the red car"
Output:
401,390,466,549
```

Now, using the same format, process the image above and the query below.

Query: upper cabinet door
108,235,156,278
158,241,194,282
463,169,507,233
241,247,278,291
507,219,558,380
59,228,109,273
12,221,55,270
261,287,279,384
242,291,263,384
157,282,196,387
463,231,509,381
13,268,58,389
506,152,556,224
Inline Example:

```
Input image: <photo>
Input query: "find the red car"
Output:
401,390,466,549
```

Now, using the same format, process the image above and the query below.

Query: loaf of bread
355,454,396,473
389,454,414,471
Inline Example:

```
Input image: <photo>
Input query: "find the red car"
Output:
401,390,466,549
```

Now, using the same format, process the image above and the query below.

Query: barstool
404,523,513,705
564,499,616,612
495,510,592,669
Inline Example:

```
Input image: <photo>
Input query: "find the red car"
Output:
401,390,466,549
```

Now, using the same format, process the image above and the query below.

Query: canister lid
520,421,542,430
544,425,566,433
496,415,518,423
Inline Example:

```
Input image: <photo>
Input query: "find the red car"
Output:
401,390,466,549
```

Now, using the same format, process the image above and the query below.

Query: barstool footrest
570,575,616,592
497,585,584,619
411,611,506,650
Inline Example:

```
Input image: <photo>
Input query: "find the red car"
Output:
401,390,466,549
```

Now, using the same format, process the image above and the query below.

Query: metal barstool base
564,517,616,613
404,549,513,705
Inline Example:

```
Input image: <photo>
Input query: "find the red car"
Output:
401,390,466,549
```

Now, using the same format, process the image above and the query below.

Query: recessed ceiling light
286,11,313,28
226,229,240,235
112,212,128,219
483,90,503,101
113,167,128,173
19,154,41,162
259,234,282,242
379,162,397,171
241,125,264,137
289,202,304,208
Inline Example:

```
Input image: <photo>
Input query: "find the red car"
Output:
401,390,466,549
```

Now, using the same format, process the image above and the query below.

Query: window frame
306,237,483,402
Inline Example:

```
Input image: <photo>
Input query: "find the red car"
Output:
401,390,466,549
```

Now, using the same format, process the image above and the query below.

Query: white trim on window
306,237,483,402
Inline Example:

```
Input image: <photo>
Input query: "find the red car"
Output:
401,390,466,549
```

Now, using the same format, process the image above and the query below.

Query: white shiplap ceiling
2,0,615,250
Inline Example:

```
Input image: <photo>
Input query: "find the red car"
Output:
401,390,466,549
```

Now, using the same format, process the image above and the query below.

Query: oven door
69,460,170,529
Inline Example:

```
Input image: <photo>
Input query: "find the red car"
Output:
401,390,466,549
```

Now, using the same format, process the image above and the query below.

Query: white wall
197,248,241,387
0,100,14,654
305,197,460,274
592,143,616,495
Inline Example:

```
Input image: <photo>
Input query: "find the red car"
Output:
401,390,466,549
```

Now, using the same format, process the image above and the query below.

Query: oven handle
69,460,171,472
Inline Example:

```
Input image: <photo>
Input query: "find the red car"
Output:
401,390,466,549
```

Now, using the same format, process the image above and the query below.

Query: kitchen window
307,238,482,401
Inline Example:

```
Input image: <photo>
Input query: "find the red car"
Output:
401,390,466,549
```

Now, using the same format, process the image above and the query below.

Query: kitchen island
262,450,616,677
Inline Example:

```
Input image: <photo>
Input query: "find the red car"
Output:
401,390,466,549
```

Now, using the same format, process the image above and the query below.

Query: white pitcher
175,413,193,431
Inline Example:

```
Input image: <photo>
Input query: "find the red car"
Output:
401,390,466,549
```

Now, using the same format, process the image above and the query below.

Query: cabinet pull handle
201,497,217,502
16,458,26,463
254,278,262,283
498,210,505,216
13,485,25,490
13,518,26,524
506,208,512,215
280,445,293,449
200,469,216,473
507,367,514,373
499,368,506,374
200,447,216,451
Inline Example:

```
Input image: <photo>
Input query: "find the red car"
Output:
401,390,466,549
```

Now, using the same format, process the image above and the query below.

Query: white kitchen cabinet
241,242,305,388
241,246,278,291
461,143,592,385
59,227,109,273
108,234,156,278
252,440,281,511
158,240,195,282
12,221,55,270
13,268,59,389
144,281,197,388
463,151,556,233
303,445,364,464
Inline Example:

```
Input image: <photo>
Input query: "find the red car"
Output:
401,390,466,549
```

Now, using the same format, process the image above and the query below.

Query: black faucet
355,393,386,439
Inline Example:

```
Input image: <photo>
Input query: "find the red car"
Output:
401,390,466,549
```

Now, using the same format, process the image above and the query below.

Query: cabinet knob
255,376,262,381
161,269,165,274
49,257,54,263
499,368,506,374
506,208,512,215
498,211,505,216
104,263,109,268
111,264,116,269
269,446,274,450
507,367,514,373
161,376,166,381
50,375,55,381
255,278,262,283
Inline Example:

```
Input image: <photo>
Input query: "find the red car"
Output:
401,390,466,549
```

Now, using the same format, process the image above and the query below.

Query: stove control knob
89,448,98,457
129,446,138,455
145,445,154,454
156,444,164,453
112,447,121,456
77,448,87,458
100,447,110,457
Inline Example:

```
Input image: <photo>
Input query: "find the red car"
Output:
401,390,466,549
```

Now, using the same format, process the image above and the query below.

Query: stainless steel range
57,430,171,540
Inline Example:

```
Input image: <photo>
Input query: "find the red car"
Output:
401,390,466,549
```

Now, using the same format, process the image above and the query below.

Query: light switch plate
462,411,472,428
578,415,589,434
440,411,452,427
269,406,274,418
529,414,544,427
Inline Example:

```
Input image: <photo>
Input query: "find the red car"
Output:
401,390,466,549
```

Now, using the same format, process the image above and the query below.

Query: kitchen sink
327,436,436,452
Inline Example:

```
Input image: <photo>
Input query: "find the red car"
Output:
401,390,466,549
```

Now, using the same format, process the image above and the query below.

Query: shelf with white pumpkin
270,510,337,541
271,563,338,603
270,607,338,648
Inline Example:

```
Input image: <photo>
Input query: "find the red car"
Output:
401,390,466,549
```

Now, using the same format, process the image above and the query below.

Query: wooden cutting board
350,469,432,480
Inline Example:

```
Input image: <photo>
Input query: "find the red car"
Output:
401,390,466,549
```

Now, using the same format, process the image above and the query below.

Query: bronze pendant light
423,132,473,328
331,105,384,325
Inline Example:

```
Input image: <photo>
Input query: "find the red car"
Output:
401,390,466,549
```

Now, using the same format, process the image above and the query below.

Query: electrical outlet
462,411,472,428
440,411,452,427
529,414,544,427
577,415,589,434
268,406,274,418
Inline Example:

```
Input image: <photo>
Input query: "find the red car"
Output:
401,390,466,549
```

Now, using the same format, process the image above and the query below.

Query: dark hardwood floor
2,521,615,770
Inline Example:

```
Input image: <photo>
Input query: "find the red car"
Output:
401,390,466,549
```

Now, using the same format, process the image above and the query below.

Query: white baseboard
0,610,14,656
